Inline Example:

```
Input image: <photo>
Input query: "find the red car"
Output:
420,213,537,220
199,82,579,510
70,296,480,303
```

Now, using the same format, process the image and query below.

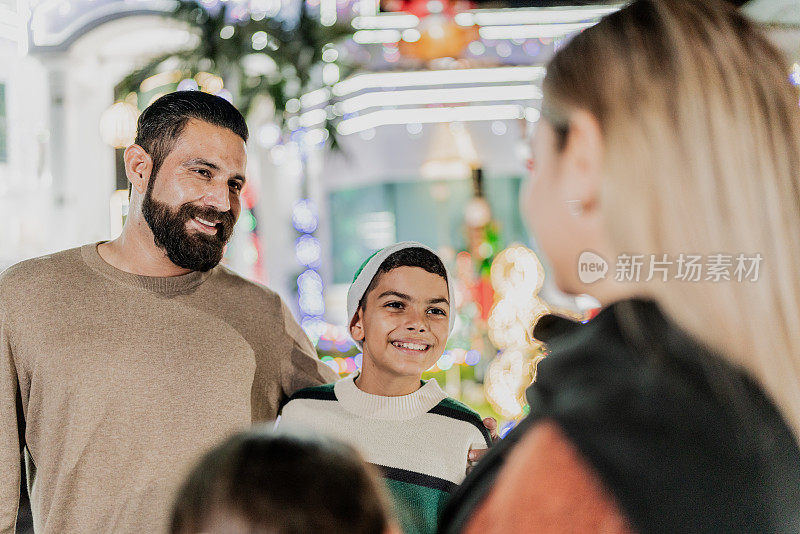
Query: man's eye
194,169,211,178
230,181,243,192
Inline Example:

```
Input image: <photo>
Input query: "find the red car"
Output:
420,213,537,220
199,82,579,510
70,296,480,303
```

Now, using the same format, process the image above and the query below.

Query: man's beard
141,180,236,272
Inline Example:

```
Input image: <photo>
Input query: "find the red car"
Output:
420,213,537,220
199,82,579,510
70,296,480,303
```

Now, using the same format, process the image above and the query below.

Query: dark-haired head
358,247,448,312
125,91,249,272
170,429,394,534
135,91,248,181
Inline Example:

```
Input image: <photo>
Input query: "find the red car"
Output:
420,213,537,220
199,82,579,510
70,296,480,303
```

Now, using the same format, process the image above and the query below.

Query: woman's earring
566,199,584,217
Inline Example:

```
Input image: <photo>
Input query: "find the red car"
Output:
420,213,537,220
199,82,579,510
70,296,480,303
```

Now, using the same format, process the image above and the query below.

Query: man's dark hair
359,247,448,310
134,91,249,181
170,430,392,534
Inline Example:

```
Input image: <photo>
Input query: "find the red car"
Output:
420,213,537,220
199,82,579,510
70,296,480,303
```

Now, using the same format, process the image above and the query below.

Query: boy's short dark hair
135,91,249,181
359,247,448,310
170,429,392,534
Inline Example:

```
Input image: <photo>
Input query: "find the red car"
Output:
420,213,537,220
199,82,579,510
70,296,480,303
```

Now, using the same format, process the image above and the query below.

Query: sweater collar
334,371,447,420
81,242,213,295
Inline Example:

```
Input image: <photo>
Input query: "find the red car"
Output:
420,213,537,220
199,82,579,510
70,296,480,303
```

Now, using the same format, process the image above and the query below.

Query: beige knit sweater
0,243,338,534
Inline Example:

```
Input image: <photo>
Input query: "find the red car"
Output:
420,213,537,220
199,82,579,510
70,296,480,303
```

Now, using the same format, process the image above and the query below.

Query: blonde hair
543,0,800,437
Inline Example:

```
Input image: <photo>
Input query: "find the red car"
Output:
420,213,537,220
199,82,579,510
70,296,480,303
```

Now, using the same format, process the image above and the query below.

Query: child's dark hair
170,429,393,534
359,247,448,310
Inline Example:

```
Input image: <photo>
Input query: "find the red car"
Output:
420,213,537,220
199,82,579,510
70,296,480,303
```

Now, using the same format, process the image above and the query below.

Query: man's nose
202,180,231,212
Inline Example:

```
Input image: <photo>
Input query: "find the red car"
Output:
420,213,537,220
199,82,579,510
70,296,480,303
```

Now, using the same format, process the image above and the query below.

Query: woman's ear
124,144,153,195
560,109,604,215
350,308,366,343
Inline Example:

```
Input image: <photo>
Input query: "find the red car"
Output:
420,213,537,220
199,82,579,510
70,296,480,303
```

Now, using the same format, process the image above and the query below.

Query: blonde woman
439,1,800,533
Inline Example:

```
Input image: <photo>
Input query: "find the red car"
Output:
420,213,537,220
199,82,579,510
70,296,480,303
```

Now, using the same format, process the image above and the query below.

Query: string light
292,200,319,233
484,245,549,418
300,88,330,108
177,78,199,91
257,123,282,149
215,89,233,103
323,63,340,85
252,31,269,50
437,351,455,371
791,63,800,86
295,234,322,268
322,48,339,63
465,350,481,366
294,198,326,343
99,102,139,148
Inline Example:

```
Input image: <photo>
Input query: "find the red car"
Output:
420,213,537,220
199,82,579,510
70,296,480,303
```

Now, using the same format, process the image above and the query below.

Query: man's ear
560,109,604,215
350,307,365,343
124,144,153,195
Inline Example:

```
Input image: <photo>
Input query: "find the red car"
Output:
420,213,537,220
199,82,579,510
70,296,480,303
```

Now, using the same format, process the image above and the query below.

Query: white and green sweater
278,373,491,534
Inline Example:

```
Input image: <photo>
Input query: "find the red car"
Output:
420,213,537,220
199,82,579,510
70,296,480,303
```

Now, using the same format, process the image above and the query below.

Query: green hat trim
352,249,382,284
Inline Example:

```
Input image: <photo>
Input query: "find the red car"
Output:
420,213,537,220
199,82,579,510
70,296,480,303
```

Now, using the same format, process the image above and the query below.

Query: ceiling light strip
336,104,527,135
478,22,594,40
455,5,622,26
332,66,545,97
336,84,542,115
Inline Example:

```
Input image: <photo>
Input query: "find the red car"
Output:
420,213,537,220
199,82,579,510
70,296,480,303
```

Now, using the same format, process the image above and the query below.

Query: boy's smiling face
351,266,450,385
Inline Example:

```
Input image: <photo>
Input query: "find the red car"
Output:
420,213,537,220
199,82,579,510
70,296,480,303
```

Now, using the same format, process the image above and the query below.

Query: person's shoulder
430,396,491,445
213,264,275,293
281,383,339,423
0,247,83,297
211,264,283,307
1,246,82,281
433,396,482,421
286,382,338,403
535,300,644,384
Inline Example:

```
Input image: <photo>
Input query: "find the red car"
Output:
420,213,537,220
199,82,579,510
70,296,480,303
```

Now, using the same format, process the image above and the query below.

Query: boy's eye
428,307,447,316
384,301,404,309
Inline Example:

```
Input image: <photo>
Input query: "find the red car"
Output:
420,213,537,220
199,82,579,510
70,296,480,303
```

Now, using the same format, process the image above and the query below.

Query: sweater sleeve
464,420,633,534
469,423,491,450
277,297,339,401
275,399,303,429
0,307,20,533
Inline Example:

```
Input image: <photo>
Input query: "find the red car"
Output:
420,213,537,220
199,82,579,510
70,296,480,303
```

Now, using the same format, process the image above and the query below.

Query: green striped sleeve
428,398,492,447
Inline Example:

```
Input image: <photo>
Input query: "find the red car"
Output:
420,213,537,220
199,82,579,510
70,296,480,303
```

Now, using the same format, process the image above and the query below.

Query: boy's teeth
393,341,427,351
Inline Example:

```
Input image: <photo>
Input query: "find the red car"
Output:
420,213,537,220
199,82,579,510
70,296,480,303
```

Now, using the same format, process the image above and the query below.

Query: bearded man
0,91,337,533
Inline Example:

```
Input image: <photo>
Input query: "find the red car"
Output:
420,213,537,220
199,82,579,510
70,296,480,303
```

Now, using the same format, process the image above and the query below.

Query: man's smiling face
351,266,450,383
142,118,247,272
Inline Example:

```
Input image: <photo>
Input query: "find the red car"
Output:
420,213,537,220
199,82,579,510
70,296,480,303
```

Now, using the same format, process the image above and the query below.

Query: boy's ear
350,307,366,343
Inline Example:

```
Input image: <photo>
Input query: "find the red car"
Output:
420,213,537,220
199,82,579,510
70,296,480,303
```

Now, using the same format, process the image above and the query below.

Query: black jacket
439,299,800,533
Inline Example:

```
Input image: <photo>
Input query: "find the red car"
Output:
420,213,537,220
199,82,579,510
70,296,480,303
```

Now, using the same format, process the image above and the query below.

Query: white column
254,144,304,307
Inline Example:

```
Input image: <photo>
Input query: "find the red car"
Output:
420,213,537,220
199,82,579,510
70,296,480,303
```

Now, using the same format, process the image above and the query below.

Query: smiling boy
279,242,491,534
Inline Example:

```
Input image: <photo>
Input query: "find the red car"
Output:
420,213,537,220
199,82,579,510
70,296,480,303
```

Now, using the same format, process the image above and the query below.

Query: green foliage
116,0,354,134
